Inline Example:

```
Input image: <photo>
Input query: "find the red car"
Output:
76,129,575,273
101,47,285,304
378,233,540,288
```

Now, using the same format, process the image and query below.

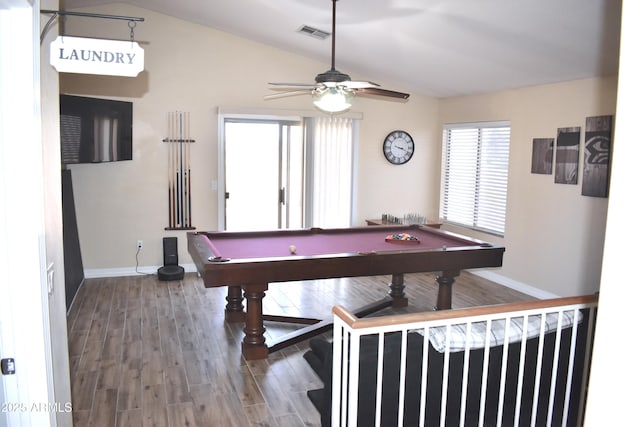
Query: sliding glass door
221,114,356,231
224,119,303,231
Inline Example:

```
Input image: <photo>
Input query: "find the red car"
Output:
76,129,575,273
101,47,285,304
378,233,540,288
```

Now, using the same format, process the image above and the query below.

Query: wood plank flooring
67,271,534,426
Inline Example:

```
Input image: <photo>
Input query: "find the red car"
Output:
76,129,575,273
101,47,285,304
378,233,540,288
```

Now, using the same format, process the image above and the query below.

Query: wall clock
383,130,414,165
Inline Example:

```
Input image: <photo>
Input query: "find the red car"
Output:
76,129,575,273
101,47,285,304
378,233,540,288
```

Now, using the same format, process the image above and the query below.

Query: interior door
224,119,303,231
1,2,61,425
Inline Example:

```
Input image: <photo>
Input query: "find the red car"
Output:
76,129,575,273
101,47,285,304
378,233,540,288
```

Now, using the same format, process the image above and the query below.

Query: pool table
187,225,504,360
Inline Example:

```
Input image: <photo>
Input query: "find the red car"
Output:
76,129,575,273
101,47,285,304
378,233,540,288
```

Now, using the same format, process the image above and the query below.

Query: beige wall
60,4,439,273
439,76,617,297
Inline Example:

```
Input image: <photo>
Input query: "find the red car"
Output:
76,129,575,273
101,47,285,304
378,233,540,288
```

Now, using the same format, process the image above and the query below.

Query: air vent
297,25,331,40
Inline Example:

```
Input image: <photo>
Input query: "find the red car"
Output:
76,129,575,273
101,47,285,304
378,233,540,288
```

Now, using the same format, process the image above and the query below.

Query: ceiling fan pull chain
129,20,137,46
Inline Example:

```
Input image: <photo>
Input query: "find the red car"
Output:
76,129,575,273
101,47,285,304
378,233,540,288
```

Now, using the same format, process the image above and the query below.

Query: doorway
224,119,304,231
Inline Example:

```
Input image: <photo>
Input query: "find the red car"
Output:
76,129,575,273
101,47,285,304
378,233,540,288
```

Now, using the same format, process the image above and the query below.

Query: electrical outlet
136,240,143,250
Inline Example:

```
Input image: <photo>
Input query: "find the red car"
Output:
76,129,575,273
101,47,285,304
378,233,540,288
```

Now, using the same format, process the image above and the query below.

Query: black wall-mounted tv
59,94,133,165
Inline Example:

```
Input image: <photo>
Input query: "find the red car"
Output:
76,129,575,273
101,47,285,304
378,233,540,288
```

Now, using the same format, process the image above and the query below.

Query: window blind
440,122,511,235
306,116,354,228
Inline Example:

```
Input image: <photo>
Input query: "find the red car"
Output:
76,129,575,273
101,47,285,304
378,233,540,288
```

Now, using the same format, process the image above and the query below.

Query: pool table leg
241,284,269,360
435,270,459,310
225,285,245,322
388,273,409,307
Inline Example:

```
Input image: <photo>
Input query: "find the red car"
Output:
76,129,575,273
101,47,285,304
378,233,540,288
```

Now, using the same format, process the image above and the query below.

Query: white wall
60,3,439,274
439,76,617,297
584,0,640,422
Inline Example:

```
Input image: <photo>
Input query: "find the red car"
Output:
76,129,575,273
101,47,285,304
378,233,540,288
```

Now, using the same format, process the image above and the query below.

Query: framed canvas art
582,115,613,197
531,137,554,174
554,127,581,185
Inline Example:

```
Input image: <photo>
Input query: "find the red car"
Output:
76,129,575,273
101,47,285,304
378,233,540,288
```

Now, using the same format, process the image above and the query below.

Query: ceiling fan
265,0,410,113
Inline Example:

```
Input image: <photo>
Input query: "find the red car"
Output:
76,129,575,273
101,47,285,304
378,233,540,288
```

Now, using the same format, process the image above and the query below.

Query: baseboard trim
84,263,198,279
471,270,559,300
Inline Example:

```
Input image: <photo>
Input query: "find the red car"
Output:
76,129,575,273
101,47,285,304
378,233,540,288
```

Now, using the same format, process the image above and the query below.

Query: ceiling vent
297,25,331,40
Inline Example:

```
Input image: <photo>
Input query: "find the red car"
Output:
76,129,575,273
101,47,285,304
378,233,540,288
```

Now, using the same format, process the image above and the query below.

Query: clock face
383,130,415,165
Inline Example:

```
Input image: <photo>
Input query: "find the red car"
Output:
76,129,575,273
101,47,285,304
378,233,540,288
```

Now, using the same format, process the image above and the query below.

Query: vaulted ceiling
59,0,622,98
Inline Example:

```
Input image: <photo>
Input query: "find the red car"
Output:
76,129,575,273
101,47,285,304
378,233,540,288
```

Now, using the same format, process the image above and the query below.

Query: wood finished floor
67,271,535,427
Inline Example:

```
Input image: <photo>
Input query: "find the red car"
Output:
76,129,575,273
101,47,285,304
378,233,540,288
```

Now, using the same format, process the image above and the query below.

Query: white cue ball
289,245,297,254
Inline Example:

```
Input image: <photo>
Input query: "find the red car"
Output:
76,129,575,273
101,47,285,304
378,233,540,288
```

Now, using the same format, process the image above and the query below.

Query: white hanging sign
50,36,144,77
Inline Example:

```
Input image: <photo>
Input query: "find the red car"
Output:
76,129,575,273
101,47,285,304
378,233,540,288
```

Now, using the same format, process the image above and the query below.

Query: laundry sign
50,36,144,77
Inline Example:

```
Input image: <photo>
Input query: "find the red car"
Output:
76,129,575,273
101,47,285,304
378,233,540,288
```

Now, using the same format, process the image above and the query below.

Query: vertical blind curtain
440,122,511,235
306,116,353,228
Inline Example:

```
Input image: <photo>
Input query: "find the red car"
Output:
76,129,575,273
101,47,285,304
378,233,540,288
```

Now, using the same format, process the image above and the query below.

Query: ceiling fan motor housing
315,68,351,84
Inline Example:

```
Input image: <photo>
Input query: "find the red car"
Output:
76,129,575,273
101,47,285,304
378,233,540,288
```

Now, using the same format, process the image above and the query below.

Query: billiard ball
289,245,297,254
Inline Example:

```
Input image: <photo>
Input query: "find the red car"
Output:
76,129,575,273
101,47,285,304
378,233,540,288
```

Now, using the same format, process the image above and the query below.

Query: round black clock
383,130,414,165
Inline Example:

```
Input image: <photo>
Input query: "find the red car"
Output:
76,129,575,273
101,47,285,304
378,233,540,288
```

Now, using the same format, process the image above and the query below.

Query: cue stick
173,112,178,227
178,112,184,226
181,113,189,227
187,164,192,227
172,112,178,228
186,111,192,228
183,111,189,228
175,112,181,226
168,113,173,228
173,112,178,228
169,112,175,228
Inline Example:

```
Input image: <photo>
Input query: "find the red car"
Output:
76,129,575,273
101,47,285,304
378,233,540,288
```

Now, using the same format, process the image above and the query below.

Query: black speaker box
157,237,184,281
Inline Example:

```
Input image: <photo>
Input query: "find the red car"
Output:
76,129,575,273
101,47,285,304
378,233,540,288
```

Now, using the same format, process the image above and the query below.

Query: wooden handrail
332,294,598,330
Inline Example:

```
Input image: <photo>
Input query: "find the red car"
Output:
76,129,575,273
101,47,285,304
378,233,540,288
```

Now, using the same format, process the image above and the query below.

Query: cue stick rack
163,111,195,230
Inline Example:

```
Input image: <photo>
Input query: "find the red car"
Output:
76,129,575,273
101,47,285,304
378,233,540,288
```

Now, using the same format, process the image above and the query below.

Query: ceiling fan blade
356,87,410,99
341,80,379,89
264,90,311,100
269,82,318,88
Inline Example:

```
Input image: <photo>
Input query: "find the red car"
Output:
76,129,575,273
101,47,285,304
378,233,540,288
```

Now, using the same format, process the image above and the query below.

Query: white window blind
440,122,511,235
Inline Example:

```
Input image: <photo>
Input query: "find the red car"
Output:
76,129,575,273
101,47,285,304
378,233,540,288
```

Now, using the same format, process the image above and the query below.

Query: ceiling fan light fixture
312,86,354,113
